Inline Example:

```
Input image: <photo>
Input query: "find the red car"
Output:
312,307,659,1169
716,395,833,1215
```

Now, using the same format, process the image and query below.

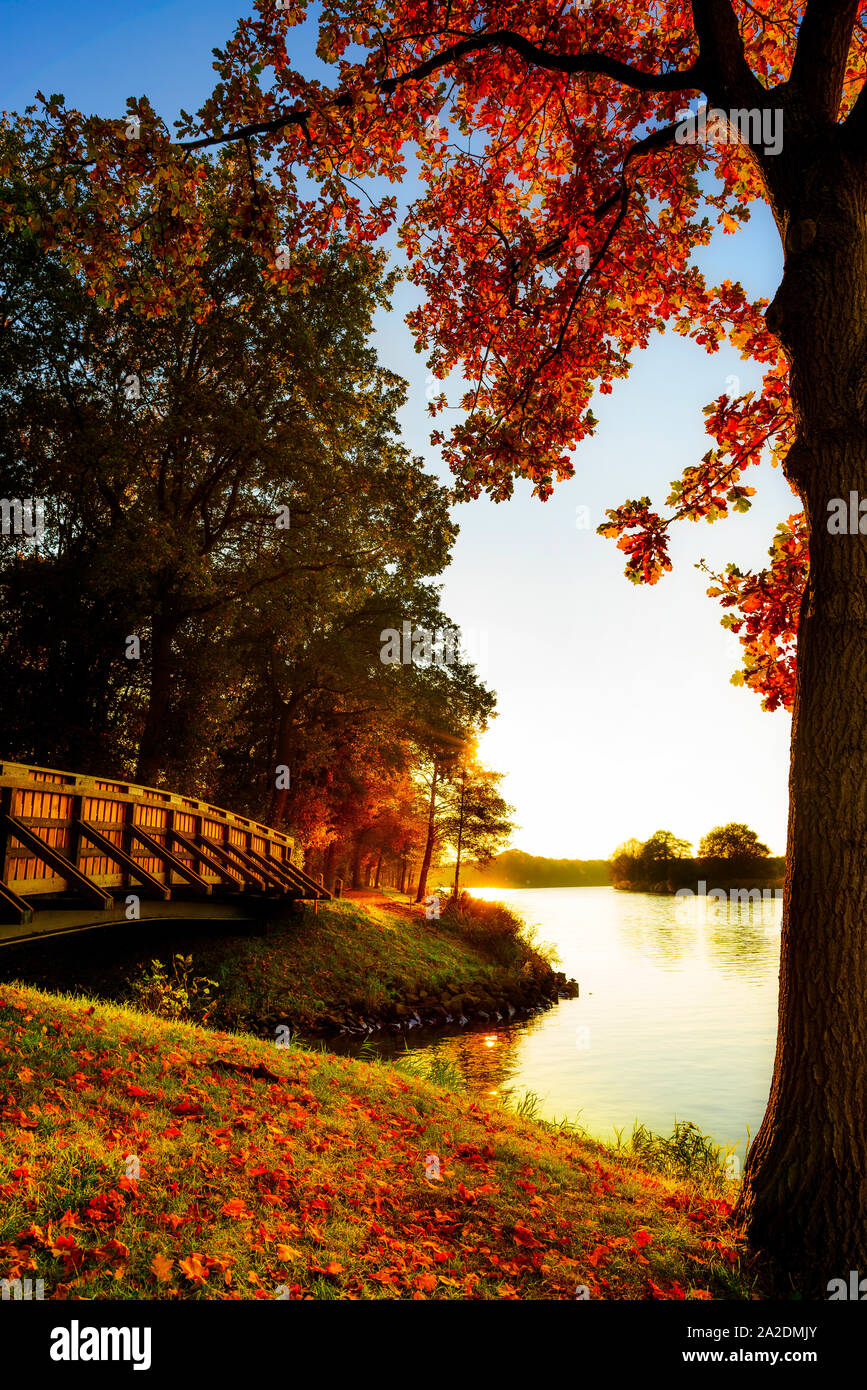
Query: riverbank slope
0,893,577,1039
0,982,749,1300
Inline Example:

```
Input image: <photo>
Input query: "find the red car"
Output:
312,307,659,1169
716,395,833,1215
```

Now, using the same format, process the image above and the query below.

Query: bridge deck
0,760,329,946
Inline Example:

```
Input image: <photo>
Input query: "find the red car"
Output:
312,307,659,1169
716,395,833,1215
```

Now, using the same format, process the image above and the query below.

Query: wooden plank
0,763,294,854
202,838,267,889
0,787,13,891
247,847,328,900
130,827,211,894
0,813,111,907
230,845,290,892
272,852,332,900
170,830,244,887
220,842,272,889
246,847,299,891
77,821,171,900
0,879,33,925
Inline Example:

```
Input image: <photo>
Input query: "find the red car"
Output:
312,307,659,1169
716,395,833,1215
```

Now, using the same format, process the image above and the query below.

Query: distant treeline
438,849,611,889
611,855,785,895
610,826,784,894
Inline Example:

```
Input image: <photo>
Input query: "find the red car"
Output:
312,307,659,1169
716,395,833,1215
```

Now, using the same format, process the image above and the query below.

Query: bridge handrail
0,759,293,847
0,758,330,933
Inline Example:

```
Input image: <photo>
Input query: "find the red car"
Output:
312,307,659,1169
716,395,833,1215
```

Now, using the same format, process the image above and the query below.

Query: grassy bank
0,981,752,1300
0,893,574,1039
201,893,576,1036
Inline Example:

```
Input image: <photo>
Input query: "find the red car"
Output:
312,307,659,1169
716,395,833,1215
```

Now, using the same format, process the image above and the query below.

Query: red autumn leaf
179,1252,209,1286
150,1252,174,1282
513,1223,542,1249
221,1198,253,1220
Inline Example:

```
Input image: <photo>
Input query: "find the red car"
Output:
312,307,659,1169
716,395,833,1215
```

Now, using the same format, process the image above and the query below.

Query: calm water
354,886,782,1158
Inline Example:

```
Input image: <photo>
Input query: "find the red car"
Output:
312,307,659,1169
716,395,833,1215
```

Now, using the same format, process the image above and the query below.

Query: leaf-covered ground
0,982,753,1300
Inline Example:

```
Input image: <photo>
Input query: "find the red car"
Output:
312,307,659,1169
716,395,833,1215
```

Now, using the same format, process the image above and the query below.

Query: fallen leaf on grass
179,1253,209,1286
150,1253,174,1282
221,1198,253,1220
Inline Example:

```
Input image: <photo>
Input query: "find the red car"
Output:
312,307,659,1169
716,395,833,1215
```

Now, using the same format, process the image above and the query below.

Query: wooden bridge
0,760,329,946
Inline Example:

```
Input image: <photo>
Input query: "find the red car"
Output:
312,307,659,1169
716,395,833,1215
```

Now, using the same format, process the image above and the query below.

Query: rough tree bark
351,832,367,889
322,839,338,894
735,142,867,1288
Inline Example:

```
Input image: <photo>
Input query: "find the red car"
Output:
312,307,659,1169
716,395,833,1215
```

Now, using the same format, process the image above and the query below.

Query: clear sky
0,0,794,857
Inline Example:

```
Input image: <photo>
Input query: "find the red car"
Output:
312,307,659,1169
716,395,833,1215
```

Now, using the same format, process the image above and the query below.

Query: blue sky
0,1,794,857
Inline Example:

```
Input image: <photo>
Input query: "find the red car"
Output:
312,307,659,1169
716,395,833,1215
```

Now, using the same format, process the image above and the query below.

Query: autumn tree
0,140,457,797
10,0,867,1284
407,641,497,903
699,822,771,858
438,761,516,896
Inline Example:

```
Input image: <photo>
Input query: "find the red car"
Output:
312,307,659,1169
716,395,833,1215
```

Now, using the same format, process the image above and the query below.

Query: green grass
0,980,757,1301
192,896,558,1033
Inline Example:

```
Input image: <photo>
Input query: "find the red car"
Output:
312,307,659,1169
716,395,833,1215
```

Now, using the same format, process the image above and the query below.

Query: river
344,885,781,1160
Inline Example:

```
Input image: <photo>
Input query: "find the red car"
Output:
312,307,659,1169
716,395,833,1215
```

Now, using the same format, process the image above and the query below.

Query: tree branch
789,0,859,122
178,31,706,154
690,0,764,108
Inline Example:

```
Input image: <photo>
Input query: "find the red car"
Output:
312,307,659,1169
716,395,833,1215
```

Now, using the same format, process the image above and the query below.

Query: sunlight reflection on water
342,886,780,1158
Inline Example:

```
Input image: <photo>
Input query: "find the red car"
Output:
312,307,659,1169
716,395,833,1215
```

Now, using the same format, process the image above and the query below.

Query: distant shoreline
611,856,786,897
442,848,785,897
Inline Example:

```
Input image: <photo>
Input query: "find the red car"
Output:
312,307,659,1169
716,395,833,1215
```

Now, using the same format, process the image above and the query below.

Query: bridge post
68,794,84,877
123,801,135,894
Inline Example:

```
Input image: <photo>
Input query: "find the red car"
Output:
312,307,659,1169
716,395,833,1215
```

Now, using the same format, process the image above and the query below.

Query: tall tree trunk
736,169,867,1287
415,759,439,903
267,695,300,826
452,771,466,898
373,848,384,888
135,608,179,785
351,833,366,889
322,840,338,894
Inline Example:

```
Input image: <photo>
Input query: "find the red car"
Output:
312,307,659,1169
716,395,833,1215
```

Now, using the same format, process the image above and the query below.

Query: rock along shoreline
228,968,579,1042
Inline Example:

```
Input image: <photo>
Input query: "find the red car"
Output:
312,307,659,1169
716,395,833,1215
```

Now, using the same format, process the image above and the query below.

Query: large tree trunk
322,839,338,894
414,759,439,903
267,695,300,826
350,833,367,889
135,608,179,785
735,164,867,1288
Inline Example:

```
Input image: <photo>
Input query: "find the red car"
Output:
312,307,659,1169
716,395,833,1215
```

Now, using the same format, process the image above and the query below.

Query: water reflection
338,886,781,1160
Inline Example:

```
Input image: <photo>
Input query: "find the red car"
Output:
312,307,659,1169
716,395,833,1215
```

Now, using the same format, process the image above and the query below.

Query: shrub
124,954,219,1022
440,892,559,970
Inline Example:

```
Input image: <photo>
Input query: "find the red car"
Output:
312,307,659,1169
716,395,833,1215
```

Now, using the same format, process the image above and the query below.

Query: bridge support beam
76,821,171,900
130,827,212,894
1,813,111,908
168,830,243,887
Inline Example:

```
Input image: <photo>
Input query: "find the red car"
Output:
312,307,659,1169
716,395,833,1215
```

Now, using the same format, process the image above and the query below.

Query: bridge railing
0,759,329,932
